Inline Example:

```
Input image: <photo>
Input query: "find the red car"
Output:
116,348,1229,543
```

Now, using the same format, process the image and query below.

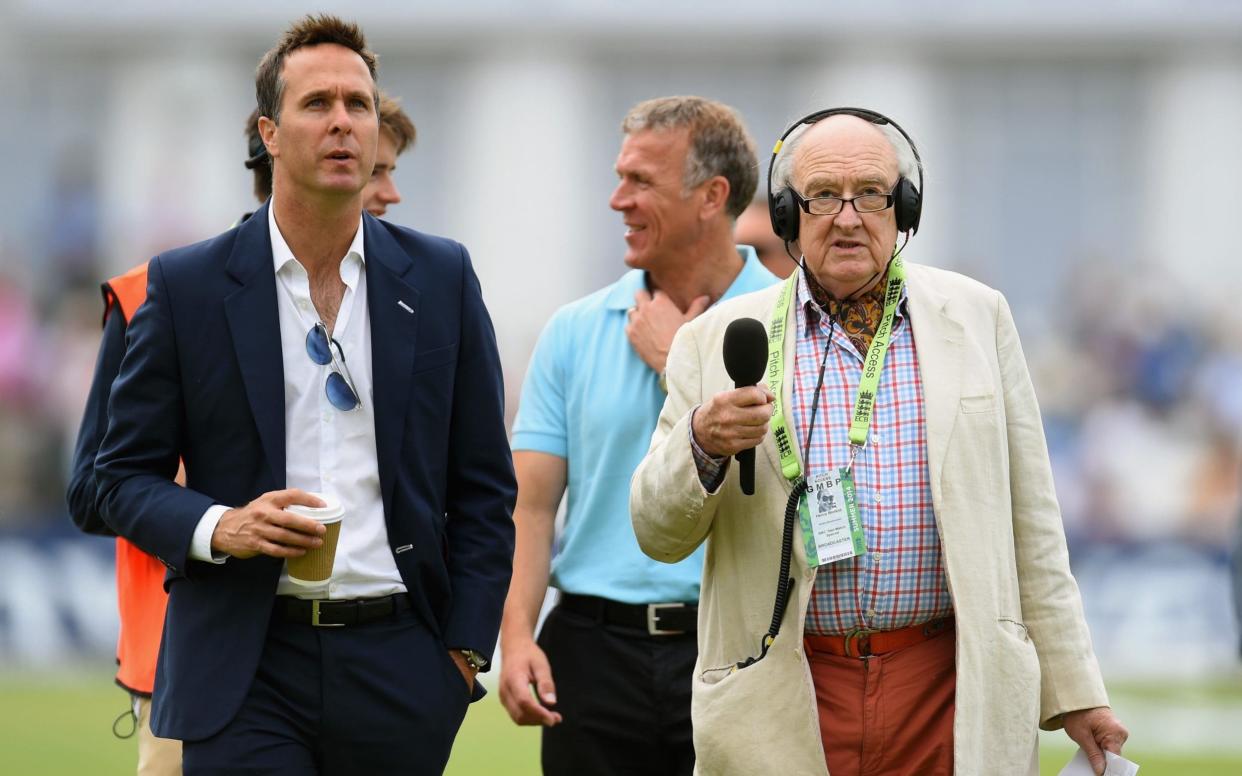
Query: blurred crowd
0,273,102,527
1032,265,1242,557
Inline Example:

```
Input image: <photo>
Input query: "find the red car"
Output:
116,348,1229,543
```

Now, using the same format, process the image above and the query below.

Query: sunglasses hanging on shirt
305,322,361,411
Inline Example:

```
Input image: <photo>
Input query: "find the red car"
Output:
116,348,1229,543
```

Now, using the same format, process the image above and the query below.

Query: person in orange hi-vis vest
67,261,185,776
65,93,416,776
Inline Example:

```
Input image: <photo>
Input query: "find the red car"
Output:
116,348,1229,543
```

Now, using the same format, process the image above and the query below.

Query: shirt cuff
190,504,232,564
689,406,729,494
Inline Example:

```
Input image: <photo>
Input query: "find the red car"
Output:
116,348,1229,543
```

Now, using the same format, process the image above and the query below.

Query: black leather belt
559,593,697,636
275,593,412,627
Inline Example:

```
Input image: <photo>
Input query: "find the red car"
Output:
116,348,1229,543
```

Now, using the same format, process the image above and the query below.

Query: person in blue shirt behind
498,95,779,775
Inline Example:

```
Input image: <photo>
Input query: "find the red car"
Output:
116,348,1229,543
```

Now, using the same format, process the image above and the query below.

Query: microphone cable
736,475,805,671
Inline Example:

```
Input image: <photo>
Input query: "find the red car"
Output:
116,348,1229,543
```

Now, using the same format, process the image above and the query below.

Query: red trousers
807,626,956,776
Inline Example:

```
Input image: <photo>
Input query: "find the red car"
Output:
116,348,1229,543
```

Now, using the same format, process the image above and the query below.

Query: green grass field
3,668,1241,775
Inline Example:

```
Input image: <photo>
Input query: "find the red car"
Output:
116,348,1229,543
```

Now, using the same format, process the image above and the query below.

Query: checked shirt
790,270,952,636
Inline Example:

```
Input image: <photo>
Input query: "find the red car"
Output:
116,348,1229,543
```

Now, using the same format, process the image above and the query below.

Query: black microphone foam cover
723,317,768,386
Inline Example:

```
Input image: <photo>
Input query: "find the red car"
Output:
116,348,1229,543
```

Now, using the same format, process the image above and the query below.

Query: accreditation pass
799,469,867,566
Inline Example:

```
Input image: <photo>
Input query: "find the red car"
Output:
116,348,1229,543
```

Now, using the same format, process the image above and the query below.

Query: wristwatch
458,649,486,671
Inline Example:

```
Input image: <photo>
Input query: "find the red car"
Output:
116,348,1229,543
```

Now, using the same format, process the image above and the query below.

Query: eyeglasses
791,188,895,217
305,322,361,411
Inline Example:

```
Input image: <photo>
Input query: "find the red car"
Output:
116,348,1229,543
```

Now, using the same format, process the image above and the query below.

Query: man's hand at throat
625,288,711,374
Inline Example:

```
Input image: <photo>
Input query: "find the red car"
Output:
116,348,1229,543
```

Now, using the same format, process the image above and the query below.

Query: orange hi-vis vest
103,263,168,697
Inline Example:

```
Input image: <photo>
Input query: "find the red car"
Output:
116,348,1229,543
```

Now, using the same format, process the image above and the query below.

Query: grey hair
770,115,920,194
621,96,758,219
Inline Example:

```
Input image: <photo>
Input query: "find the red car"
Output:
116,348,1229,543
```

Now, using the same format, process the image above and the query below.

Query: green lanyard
766,255,906,481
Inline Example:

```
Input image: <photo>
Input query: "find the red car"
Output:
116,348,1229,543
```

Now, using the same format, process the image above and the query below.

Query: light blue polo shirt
512,246,778,604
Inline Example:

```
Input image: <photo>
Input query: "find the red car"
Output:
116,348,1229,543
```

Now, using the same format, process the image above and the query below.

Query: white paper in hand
1057,748,1139,776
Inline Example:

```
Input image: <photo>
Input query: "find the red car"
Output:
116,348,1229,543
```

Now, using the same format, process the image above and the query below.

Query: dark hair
243,108,272,203
378,93,416,155
621,96,758,219
255,14,378,125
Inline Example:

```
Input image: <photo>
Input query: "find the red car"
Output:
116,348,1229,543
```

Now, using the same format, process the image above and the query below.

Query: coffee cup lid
286,493,344,523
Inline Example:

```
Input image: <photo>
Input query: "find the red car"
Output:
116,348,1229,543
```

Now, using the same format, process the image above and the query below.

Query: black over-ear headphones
767,107,924,243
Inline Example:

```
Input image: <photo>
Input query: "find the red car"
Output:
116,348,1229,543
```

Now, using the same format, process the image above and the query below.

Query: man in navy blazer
94,15,515,774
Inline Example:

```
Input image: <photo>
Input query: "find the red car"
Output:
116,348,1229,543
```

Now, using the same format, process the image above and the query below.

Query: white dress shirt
189,205,405,600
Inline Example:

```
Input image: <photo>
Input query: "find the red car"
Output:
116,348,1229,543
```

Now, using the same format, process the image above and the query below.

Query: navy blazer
67,301,126,537
95,204,516,741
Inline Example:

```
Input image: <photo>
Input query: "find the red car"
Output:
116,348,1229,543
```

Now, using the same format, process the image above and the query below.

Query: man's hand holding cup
211,489,328,560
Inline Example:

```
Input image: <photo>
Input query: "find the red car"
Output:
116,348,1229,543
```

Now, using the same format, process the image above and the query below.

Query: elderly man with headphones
630,108,1128,776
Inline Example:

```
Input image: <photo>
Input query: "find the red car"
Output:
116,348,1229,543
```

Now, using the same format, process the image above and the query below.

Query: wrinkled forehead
792,116,898,188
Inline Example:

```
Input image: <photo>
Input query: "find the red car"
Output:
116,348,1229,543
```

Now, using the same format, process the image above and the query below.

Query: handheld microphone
723,317,768,495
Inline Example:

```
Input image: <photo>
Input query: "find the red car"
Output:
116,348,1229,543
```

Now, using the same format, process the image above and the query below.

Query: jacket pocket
691,636,825,775
992,617,1041,751
998,617,1031,642
411,342,459,374
960,393,998,414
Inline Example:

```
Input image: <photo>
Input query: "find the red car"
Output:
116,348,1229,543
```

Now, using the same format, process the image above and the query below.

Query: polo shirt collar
604,245,762,310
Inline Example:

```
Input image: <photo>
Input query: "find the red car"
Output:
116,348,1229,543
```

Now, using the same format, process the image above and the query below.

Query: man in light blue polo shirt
498,96,778,775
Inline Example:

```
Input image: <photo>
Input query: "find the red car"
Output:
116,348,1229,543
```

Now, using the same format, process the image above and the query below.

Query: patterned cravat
803,268,889,355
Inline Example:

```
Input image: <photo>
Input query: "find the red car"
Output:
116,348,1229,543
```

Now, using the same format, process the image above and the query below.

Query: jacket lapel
904,265,964,497
363,215,421,515
223,202,286,490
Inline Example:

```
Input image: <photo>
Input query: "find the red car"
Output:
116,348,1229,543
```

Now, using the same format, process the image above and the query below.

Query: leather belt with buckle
804,616,954,658
275,593,412,628
559,593,697,636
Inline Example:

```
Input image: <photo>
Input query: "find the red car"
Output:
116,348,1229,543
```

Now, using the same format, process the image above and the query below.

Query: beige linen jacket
631,262,1108,776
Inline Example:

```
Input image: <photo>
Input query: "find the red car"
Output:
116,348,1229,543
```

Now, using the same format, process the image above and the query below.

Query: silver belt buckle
311,599,345,627
647,603,686,636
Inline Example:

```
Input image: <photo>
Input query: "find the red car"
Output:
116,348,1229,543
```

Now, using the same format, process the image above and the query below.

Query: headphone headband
767,106,925,241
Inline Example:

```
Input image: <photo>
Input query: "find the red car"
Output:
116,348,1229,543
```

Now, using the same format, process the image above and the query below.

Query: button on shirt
189,206,404,600
512,247,777,604
788,270,951,635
